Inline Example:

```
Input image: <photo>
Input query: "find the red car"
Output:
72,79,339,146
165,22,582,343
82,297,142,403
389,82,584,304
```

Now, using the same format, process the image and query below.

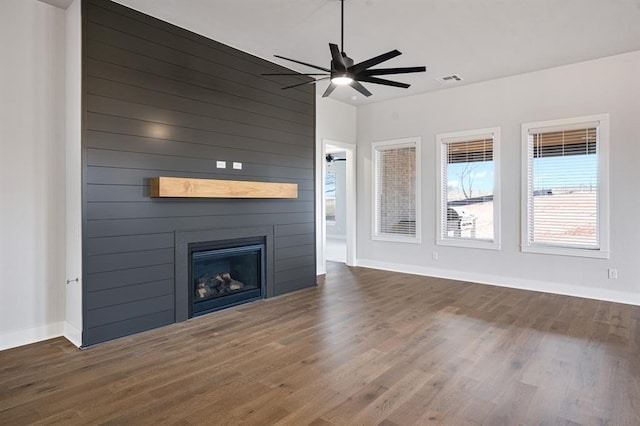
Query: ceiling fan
325,153,346,163
262,0,426,98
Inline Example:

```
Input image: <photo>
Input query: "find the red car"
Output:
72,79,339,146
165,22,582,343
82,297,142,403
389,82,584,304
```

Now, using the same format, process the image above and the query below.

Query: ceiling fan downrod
340,0,345,55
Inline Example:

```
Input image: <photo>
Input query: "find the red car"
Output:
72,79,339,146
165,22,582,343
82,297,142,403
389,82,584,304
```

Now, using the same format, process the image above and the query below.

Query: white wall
315,96,356,275
0,0,68,350
64,0,82,348
356,51,640,305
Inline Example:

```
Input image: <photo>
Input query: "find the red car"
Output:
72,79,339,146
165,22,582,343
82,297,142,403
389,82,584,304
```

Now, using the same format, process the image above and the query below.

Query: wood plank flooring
1,262,639,425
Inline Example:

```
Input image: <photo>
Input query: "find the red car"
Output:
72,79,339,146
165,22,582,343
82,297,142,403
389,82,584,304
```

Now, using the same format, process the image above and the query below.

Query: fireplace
189,238,265,317
174,226,275,322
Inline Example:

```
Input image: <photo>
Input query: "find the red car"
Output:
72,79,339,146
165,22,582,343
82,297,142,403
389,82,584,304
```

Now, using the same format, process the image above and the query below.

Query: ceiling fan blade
359,66,426,76
350,50,402,74
281,77,329,90
322,82,337,97
329,43,347,72
350,80,372,97
274,55,331,72
356,75,410,88
263,73,330,76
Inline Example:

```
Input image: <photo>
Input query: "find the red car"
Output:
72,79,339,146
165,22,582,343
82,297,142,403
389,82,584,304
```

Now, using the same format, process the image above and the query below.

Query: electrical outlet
216,161,226,169
233,162,242,170
432,251,439,260
608,268,618,279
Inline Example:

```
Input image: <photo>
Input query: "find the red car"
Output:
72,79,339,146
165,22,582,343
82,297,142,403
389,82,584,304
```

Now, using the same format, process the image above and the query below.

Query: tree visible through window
437,128,500,249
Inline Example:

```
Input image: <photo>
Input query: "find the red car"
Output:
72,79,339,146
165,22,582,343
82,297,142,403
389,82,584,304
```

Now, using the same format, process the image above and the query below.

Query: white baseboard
64,322,82,348
0,322,65,352
356,258,640,307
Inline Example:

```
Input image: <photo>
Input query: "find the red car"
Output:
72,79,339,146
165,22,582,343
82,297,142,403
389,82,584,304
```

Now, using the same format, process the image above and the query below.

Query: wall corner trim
63,322,82,348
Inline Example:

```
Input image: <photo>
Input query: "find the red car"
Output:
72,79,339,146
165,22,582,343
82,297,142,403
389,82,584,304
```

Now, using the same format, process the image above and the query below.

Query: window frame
436,127,501,250
371,137,421,244
521,113,610,258
324,170,337,225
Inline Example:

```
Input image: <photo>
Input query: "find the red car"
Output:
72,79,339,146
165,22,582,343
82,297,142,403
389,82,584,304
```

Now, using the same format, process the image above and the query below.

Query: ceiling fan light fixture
331,73,353,85
264,0,426,98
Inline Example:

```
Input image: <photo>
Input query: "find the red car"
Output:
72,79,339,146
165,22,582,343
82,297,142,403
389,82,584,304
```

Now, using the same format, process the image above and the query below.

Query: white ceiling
113,0,640,106
38,0,74,9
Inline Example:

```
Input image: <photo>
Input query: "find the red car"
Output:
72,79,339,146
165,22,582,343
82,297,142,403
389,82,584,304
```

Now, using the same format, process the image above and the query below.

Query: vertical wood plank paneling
82,0,316,346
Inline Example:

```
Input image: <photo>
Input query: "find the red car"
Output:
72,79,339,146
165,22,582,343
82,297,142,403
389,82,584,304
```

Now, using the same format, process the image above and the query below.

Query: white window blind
373,140,418,240
526,126,599,249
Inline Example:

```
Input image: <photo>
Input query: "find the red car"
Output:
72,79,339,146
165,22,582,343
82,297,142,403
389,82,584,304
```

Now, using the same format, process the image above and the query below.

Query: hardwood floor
1,262,639,425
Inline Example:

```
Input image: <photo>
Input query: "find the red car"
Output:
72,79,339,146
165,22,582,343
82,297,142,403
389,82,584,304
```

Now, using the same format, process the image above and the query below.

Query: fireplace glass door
190,241,265,316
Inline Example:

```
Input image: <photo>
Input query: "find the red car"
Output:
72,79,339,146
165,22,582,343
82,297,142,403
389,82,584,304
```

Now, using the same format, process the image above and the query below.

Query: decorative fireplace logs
196,272,244,299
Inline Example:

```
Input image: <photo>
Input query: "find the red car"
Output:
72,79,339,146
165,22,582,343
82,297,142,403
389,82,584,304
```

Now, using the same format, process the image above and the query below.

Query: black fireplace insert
188,237,266,317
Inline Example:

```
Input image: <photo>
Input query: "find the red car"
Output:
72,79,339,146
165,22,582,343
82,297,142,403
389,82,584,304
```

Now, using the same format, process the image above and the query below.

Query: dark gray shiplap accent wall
82,0,316,346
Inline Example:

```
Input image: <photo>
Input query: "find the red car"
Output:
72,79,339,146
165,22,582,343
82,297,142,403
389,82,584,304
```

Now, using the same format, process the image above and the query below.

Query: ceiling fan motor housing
331,54,354,80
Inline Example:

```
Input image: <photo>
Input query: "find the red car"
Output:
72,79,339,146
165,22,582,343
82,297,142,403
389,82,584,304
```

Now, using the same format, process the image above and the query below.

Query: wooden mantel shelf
149,177,298,199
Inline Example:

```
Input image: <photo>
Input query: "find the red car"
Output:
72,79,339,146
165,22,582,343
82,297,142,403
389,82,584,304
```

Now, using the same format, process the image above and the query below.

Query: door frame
318,139,356,272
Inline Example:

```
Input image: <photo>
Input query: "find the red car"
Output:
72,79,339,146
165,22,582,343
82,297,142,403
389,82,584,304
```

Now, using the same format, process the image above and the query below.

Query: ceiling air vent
437,74,464,84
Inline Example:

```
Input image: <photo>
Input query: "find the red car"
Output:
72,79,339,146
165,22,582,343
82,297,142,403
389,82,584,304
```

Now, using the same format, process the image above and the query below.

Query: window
372,137,421,243
325,171,336,223
437,127,501,249
522,114,609,258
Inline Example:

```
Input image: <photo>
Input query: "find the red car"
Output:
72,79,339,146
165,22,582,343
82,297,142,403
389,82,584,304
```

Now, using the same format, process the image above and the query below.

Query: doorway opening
325,146,347,262
322,140,356,268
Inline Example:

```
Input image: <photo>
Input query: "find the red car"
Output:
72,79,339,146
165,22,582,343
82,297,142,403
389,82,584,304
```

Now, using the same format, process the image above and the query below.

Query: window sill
437,238,500,251
521,244,610,259
372,234,421,245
